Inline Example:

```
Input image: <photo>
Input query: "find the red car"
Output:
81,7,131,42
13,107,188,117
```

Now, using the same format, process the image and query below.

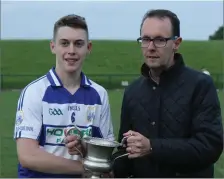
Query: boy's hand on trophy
64,135,85,156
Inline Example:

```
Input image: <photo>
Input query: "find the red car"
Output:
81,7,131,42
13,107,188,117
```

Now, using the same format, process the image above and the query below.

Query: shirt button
153,86,156,90
151,121,156,125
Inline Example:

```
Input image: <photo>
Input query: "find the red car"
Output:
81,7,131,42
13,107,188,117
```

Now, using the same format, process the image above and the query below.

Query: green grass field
1,40,223,74
1,40,224,89
0,90,223,177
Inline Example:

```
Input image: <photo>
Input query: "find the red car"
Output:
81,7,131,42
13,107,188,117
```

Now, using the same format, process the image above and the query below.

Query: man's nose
147,41,156,50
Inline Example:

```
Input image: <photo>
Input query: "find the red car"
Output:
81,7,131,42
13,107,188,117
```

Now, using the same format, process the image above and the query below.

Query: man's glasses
137,36,178,48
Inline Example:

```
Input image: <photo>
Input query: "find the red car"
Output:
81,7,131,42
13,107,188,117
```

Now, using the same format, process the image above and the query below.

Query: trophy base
83,170,104,178
83,157,112,178
90,172,101,178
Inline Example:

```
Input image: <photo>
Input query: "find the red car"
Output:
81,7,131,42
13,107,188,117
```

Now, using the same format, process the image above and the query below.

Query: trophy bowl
82,136,129,178
64,126,129,178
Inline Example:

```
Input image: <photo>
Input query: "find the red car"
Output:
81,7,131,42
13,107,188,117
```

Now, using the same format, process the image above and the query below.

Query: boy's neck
55,67,81,94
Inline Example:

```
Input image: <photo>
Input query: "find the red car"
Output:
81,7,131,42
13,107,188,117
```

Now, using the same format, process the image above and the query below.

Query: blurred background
0,0,223,177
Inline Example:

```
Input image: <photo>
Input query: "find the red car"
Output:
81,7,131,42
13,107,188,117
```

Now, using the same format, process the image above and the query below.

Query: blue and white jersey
13,67,115,178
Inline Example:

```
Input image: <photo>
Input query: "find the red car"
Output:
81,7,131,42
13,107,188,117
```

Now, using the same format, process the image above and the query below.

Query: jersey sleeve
14,86,42,140
99,90,115,141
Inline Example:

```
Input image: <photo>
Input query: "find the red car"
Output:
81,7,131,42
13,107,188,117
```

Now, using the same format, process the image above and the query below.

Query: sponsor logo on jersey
68,105,80,111
49,108,63,115
16,110,24,126
16,126,34,132
46,126,92,144
86,106,96,122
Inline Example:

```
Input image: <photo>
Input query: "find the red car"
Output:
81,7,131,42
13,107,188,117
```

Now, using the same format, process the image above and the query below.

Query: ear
173,37,182,52
87,41,92,55
50,40,56,54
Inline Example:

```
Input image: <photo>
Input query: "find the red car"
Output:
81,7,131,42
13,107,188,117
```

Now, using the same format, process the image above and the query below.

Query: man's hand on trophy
124,130,151,158
64,135,86,156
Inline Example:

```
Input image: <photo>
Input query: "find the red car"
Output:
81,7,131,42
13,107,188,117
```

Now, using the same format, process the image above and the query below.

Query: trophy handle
62,126,84,158
112,134,134,161
119,132,133,147
109,136,130,162
64,125,82,139
120,136,129,147
113,153,129,161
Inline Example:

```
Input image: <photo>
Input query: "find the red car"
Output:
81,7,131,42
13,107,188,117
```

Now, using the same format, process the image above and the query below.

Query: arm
149,75,223,170
99,90,115,140
17,138,83,174
14,86,84,174
113,90,133,177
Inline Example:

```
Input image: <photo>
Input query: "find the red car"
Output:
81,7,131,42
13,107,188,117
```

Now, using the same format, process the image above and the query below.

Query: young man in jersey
13,14,114,178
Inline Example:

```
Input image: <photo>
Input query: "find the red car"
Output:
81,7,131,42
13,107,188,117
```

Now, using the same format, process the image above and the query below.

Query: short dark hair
53,14,89,40
140,9,180,37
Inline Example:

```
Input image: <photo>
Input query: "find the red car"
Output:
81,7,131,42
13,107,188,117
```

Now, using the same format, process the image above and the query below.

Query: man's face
50,26,92,73
140,17,181,69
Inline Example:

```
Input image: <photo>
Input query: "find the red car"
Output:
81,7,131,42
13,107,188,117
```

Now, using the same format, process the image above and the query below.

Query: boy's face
50,26,92,73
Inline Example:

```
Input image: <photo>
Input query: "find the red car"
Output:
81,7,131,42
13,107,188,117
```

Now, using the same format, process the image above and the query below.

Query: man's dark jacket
112,53,223,178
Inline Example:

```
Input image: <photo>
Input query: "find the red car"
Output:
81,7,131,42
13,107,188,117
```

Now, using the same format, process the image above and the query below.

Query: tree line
209,25,223,40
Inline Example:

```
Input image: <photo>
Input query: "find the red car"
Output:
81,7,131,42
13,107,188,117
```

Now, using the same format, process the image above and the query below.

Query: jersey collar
46,67,92,87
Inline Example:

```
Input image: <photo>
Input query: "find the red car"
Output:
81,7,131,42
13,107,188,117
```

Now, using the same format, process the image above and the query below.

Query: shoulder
18,75,50,104
182,67,217,103
88,79,109,103
123,76,145,98
183,66,214,88
89,79,108,96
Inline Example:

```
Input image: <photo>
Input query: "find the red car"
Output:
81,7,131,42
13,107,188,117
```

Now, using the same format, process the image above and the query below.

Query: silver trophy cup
65,126,129,178
82,136,128,178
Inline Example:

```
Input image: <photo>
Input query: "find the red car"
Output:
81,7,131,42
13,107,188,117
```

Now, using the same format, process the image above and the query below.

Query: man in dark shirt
112,9,223,178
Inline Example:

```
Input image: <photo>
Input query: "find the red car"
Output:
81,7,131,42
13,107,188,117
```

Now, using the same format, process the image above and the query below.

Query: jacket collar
141,53,185,82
